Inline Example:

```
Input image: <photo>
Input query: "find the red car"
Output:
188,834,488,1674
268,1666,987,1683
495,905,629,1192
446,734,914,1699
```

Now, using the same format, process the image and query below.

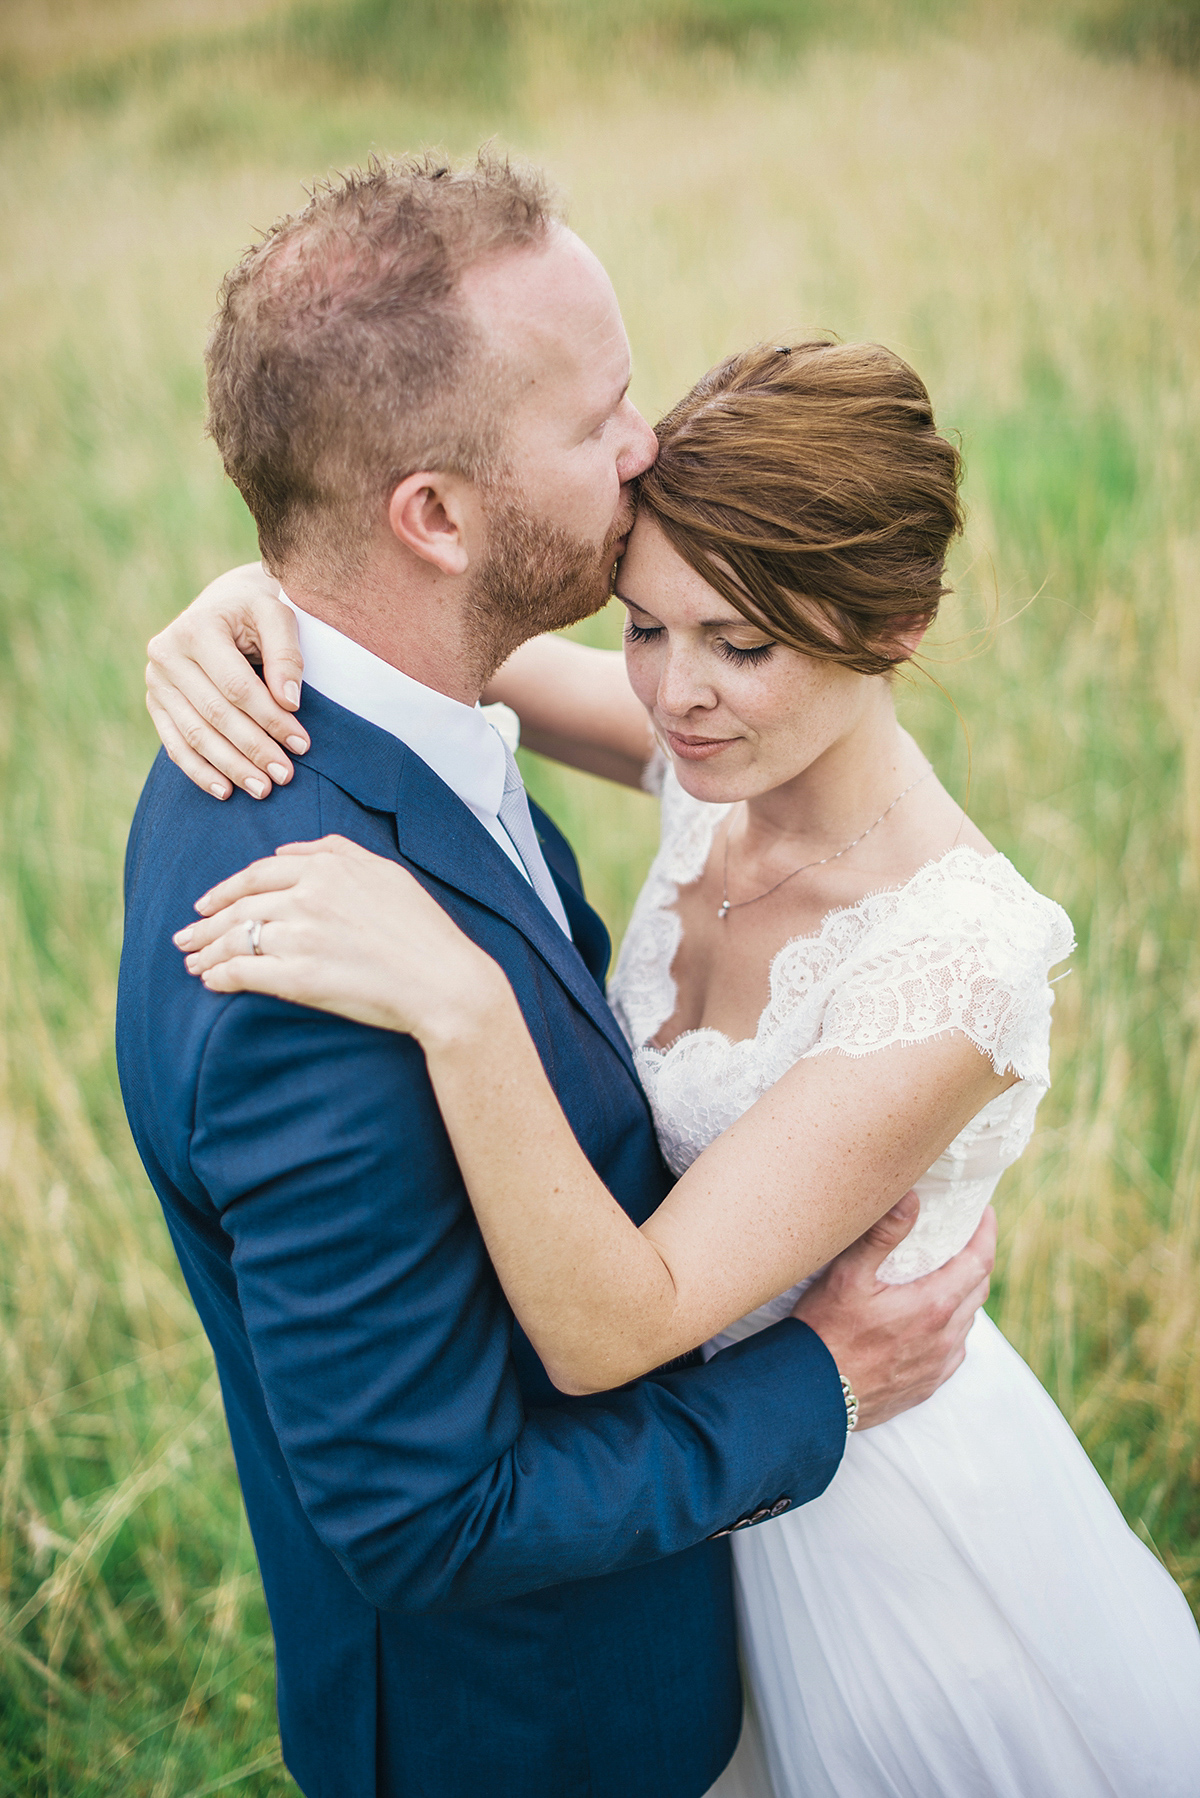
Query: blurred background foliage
1,0,1197,1792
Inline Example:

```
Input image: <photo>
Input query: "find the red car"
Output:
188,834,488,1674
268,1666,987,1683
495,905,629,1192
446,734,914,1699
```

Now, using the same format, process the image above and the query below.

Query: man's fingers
967,1204,998,1274
909,1206,998,1317
850,1188,920,1274
944,1272,991,1347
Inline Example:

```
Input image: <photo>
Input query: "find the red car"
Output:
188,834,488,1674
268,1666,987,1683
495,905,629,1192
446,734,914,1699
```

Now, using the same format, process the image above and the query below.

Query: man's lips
663,728,740,762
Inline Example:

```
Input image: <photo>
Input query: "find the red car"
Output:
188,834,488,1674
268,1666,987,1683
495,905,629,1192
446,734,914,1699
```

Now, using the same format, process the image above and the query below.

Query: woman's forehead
618,522,758,627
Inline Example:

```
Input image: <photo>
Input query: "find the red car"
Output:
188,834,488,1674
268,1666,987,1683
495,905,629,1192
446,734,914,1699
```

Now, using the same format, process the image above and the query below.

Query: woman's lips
664,728,739,762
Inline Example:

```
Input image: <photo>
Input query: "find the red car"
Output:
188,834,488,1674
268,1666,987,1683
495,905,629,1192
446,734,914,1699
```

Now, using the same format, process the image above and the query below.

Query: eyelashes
717,640,774,666
623,620,775,666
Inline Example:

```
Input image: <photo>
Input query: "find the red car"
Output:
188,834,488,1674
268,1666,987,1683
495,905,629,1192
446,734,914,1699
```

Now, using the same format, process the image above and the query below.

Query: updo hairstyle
636,339,964,677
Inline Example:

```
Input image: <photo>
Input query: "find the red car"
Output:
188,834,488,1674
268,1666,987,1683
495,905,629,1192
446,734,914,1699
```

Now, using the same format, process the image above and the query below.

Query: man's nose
616,402,658,485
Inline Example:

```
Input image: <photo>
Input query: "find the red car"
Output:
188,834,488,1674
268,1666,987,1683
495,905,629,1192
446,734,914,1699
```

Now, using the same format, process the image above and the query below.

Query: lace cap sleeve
641,747,669,798
802,852,1075,1086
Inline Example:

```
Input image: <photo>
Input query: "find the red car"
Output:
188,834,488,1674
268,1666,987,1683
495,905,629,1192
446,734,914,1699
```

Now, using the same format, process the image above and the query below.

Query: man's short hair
206,150,560,577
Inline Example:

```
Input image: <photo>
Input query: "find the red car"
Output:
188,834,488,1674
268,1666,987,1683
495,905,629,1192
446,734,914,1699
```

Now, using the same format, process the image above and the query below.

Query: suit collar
296,689,640,1084
280,594,508,824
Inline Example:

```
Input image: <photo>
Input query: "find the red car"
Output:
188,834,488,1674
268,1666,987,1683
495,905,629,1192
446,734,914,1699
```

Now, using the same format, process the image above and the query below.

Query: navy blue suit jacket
117,689,846,1798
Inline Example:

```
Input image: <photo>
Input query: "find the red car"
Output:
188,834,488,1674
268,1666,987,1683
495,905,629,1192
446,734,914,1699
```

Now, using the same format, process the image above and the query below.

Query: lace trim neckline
641,842,1005,1060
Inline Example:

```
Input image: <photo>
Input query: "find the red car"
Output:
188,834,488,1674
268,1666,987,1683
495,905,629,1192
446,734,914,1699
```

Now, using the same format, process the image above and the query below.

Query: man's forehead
460,226,629,381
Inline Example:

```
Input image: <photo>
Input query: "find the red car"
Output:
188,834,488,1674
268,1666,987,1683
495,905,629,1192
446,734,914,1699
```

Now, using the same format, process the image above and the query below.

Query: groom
119,154,995,1798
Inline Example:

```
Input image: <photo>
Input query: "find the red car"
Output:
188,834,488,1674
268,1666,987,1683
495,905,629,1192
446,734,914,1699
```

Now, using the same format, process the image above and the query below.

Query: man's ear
387,470,479,576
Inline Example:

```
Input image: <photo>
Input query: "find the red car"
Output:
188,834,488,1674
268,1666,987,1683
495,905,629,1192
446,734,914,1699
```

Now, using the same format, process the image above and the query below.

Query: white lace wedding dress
608,765,1200,1798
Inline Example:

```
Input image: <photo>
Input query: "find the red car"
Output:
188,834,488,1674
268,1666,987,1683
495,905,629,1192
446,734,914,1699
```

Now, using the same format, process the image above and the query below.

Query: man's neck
282,572,486,706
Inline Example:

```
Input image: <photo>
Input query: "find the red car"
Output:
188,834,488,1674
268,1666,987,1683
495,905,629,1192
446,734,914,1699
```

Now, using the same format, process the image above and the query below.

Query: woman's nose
657,649,714,719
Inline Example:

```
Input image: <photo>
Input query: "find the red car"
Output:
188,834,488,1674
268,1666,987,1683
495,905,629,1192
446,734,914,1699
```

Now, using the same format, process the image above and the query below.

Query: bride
153,340,1200,1794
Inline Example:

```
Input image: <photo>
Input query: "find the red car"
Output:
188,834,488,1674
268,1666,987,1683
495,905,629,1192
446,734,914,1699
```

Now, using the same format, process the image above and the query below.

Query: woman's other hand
147,563,309,801
173,835,508,1044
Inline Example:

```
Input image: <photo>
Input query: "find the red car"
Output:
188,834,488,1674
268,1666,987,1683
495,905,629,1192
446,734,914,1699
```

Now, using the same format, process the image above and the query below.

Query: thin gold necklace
717,766,933,921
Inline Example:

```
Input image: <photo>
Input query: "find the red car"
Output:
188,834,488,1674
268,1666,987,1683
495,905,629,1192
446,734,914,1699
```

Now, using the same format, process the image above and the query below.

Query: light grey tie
497,743,573,938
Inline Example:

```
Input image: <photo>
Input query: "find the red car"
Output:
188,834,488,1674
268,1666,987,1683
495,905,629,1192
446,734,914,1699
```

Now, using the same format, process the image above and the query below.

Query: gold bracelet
840,1374,859,1433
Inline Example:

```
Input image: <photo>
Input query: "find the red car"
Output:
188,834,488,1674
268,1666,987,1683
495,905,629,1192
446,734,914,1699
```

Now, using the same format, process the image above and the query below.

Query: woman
153,341,1200,1795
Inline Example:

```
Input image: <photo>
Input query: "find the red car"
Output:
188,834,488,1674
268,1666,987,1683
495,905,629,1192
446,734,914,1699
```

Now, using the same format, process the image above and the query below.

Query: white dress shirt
280,595,571,934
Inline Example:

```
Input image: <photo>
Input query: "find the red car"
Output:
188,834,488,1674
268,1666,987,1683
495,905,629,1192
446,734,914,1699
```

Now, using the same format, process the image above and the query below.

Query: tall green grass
1,2,1197,1791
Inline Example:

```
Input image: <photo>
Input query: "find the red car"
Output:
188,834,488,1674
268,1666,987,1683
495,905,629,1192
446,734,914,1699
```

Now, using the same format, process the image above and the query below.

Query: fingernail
173,926,193,947
210,782,230,799
285,735,308,754
246,777,268,799
284,682,301,707
267,763,289,783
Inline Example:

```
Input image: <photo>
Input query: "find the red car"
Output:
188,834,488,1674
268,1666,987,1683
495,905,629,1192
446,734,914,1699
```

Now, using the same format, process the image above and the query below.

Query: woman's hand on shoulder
173,835,510,1045
147,563,309,802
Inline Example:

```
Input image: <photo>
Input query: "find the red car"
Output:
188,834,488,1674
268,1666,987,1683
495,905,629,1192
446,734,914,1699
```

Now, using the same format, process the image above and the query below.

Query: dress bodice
608,765,1074,1346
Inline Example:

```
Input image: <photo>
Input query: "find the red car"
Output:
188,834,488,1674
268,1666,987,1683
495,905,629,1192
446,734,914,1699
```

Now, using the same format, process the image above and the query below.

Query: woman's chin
669,756,753,806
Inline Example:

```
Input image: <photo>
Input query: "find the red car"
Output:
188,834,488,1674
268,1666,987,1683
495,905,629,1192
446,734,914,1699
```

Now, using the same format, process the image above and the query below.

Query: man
120,152,994,1798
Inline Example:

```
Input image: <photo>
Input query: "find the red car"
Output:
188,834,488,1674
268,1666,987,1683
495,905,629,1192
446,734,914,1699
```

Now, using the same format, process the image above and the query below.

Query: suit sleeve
189,994,846,1615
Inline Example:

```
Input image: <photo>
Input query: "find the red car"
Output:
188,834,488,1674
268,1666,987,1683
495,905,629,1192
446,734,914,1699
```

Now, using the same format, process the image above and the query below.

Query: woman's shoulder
882,846,1075,971
793,846,1075,1084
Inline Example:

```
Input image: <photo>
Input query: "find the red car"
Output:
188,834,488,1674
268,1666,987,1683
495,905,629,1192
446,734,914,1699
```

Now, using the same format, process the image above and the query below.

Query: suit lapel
392,751,640,1084
296,689,641,1086
527,798,613,989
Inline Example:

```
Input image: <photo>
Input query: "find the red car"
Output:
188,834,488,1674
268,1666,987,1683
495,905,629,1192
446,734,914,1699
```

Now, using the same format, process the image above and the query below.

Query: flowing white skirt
706,1312,1200,1798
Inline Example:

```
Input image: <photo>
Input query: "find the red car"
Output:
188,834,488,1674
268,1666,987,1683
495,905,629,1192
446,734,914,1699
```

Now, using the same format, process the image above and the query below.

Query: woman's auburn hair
637,339,964,677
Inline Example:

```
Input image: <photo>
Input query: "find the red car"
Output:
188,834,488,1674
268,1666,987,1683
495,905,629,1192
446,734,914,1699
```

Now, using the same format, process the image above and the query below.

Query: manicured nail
285,735,308,754
284,682,301,707
246,777,268,799
267,763,289,783
173,926,193,947
210,782,230,799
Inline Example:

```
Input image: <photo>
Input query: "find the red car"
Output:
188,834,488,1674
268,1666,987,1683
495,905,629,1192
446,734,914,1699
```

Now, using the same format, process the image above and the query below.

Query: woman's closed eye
715,637,774,666
624,617,775,664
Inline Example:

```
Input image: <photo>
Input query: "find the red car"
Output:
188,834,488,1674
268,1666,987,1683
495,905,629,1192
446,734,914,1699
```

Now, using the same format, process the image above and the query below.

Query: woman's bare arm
421,993,1006,1392
484,637,655,788
177,837,1011,1397
146,565,655,798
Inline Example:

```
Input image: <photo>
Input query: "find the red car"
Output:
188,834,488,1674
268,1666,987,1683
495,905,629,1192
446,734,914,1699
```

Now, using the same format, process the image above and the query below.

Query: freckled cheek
731,691,815,772
623,645,660,713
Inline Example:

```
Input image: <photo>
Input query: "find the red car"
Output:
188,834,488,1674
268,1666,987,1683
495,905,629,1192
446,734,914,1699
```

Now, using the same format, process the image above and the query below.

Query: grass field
1,1,1198,1791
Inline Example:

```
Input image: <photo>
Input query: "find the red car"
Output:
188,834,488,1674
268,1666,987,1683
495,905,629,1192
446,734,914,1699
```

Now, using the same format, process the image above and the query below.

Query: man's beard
465,485,632,684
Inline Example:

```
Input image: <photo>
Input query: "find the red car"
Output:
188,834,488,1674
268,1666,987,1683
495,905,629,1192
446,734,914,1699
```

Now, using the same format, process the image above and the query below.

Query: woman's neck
735,694,923,869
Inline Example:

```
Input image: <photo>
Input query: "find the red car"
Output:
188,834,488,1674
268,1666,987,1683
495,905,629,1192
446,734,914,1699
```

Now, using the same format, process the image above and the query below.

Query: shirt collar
279,593,507,823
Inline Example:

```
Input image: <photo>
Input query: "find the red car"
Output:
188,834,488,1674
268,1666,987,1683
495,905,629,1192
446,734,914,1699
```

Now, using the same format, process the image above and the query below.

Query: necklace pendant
717,899,731,920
